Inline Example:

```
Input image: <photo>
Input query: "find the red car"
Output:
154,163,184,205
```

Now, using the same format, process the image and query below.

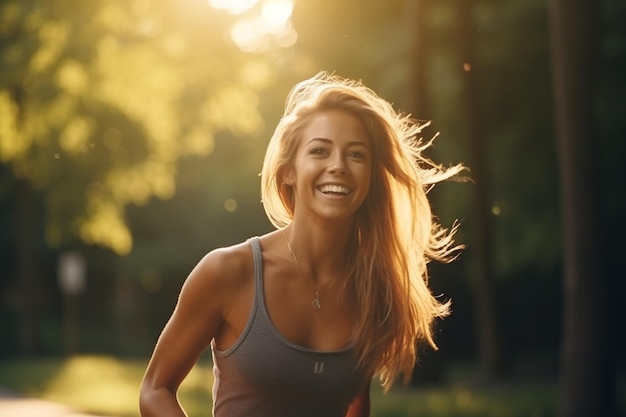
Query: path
0,387,112,417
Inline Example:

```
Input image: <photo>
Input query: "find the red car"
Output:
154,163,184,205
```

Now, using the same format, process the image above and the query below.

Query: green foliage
292,0,412,103
0,0,272,254
291,0,564,282
0,0,623,377
426,0,560,277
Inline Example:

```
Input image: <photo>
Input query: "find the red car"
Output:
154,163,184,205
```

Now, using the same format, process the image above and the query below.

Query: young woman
139,72,465,417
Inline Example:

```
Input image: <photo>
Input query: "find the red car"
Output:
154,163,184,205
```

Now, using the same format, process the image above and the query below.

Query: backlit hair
260,72,465,389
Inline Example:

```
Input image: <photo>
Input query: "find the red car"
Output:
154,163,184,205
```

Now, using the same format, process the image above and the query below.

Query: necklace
281,228,322,311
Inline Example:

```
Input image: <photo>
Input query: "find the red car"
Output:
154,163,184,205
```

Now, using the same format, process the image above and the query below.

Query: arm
345,379,371,417
139,250,233,417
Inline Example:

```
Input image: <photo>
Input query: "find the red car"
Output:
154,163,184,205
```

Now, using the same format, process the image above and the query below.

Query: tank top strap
248,236,266,310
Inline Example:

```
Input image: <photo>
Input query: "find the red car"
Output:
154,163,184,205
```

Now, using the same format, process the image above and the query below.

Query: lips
317,184,351,195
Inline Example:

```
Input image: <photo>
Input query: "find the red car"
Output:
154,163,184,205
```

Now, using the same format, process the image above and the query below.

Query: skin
139,109,373,417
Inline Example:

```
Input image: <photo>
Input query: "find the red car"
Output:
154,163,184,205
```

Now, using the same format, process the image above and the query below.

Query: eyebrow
306,137,370,148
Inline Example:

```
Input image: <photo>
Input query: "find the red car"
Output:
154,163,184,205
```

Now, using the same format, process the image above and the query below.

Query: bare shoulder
182,240,254,301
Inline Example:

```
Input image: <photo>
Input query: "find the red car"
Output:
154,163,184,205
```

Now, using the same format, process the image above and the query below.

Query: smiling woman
140,72,465,417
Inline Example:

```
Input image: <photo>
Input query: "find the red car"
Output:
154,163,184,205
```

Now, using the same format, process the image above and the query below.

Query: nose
328,154,347,174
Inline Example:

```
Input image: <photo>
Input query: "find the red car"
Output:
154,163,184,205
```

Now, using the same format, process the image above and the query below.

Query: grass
0,355,570,417
372,382,557,417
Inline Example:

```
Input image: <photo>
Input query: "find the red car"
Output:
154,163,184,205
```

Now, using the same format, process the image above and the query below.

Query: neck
281,220,354,283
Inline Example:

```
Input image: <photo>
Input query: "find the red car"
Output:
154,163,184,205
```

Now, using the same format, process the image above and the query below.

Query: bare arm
139,250,234,417
345,379,371,417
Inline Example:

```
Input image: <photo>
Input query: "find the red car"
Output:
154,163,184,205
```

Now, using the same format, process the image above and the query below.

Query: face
284,109,372,223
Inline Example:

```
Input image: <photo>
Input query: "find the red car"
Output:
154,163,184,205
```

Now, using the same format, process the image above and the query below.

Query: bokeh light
224,198,238,212
208,0,259,15
209,0,296,52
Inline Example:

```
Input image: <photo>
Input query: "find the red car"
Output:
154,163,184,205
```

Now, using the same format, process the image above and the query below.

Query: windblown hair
260,72,465,390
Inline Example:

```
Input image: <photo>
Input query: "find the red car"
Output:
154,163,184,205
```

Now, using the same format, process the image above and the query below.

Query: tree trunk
459,0,505,380
548,0,616,416
406,0,432,120
406,0,444,385
15,179,40,355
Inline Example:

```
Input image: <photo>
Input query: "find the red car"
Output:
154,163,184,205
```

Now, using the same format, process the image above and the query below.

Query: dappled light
29,22,70,73
199,86,265,136
59,117,95,154
0,0,271,254
96,45,183,157
79,200,133,255
0,92,27,161
106,161,176,204
55,60,89,95
183,129,216,155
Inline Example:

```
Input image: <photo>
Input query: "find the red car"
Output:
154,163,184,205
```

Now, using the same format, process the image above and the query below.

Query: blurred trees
0,0,269,254
0,0,272,353
458,0,504,379
549,0,616,415
0,2,622,406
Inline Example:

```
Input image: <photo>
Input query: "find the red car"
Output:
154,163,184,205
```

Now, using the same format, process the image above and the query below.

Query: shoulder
186,239,255,294
174,239,257,319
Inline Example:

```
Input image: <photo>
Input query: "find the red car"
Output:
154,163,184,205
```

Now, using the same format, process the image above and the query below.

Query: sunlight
79,200,132,255
208,0,259,15
208,0,295,52
56,59,89,95
29,21,69,73
230,18,265,52
59,117,94,154
0,91,27,162
42,356,139,416
261,0,292,32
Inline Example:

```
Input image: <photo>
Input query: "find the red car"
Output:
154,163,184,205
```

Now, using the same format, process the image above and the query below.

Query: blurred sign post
58,251,86,355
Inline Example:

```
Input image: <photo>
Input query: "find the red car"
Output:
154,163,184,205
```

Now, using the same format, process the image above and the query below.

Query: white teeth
319,184,350,194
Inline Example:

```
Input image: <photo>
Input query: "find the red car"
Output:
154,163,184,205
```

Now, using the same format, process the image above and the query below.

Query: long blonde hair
261,72,465,389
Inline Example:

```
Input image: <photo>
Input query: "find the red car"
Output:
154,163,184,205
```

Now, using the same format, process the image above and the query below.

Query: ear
283,167,295,186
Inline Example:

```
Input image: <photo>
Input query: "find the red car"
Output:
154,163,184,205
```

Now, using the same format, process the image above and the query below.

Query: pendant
312,291,322,311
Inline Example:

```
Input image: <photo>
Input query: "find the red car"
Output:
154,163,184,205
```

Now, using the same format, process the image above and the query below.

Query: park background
0,0,624,416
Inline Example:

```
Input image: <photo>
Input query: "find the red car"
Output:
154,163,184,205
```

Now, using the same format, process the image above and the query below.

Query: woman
139,72,464,417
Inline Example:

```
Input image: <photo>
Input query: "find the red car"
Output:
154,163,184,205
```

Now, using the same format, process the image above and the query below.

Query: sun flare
208,0,260,15
208,0,296,52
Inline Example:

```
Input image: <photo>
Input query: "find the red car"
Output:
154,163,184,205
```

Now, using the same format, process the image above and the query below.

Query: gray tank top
211,237,368,417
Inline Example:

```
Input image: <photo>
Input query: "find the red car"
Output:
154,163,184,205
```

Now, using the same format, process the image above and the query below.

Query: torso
210,236,367,417
214,231,353,353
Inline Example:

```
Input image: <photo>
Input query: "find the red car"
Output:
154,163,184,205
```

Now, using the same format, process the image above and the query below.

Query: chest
263,272,353,351
213,303,367,412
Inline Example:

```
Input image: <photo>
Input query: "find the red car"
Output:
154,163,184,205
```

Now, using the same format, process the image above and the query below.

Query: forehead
300,109,370,146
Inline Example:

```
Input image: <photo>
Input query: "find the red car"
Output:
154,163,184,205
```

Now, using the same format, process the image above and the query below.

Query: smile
317,184,351,195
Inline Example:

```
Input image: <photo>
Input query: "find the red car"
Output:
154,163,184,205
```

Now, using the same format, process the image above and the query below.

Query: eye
347,150,368,160
309,147,328,156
